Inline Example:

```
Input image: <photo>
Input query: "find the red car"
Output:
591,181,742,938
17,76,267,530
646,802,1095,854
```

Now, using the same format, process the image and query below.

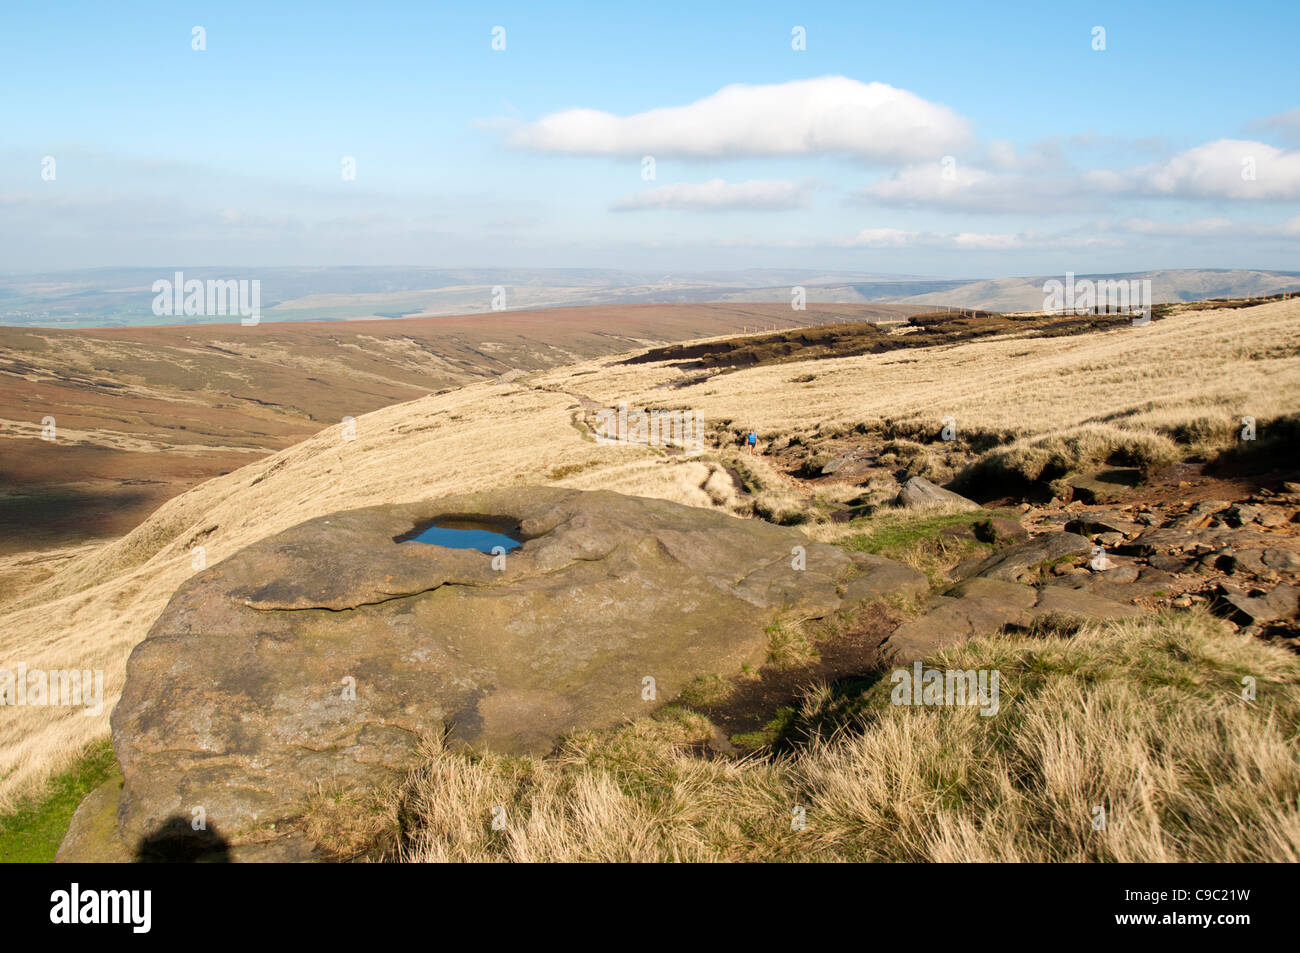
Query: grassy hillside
1,296,1297,818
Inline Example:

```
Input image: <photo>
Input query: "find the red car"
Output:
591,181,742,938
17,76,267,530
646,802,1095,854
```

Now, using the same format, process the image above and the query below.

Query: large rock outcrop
894,476,981,512
64,486,914,861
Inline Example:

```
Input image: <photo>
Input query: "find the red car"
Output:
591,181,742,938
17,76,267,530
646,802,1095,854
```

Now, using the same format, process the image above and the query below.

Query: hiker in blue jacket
746,430,757,453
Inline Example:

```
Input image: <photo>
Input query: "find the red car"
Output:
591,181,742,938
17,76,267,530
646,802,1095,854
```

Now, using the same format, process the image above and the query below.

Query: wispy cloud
1103,215,1300,238
1244,108,1300,146
854,165,1094,213
611,178,807,211
838,227,1118,251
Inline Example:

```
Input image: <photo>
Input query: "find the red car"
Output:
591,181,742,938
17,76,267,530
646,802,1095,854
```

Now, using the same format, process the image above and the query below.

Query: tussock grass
676,673,736,708
953,424,1180,496
1203,412,1300,471
301,780,403,862
764,615,821,670
387,611,1300,862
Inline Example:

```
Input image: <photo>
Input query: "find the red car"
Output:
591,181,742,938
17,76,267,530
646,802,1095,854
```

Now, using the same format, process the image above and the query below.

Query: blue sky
3,0,1299,277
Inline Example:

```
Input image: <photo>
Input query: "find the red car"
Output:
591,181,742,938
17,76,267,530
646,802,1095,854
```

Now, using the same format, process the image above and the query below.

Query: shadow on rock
136,817,231,863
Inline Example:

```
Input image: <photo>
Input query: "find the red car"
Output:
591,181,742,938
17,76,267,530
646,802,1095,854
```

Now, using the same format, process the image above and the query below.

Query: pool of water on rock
401,518,523,553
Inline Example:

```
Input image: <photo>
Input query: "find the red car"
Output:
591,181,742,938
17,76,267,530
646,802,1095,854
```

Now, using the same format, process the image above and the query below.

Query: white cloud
611,178,806,211
504,76,972,163
1111,216,1239,237
1089,139,1300,199
981,139,1065,172
855,164,1093,213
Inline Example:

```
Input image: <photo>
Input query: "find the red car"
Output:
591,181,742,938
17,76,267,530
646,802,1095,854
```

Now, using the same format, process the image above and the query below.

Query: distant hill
893,269,1300,312
3,266,1298,329
0,267,923,329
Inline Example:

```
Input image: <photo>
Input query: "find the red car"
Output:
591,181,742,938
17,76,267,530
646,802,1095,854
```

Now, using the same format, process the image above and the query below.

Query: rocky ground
829,466,1300,661
1017,473,1300,649
560,377,1300,663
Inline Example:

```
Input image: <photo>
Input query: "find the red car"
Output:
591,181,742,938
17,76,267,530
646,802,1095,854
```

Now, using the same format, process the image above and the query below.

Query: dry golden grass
2,298,1298,814
387,611,1300,862
538,297,1300,450
954,423,1181,494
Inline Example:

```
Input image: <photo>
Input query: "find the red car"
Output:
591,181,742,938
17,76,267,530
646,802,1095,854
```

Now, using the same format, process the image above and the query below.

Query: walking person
746,430,757,454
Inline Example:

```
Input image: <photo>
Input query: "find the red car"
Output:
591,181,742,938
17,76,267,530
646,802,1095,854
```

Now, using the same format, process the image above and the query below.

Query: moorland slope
2,297,1298,818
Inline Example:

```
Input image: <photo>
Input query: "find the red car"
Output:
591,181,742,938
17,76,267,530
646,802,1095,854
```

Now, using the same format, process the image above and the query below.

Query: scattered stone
943,576,1039,610
1093,563,1140,584
1041,566,1174,603
1118,527,1197,556
947,553,991,581
1171,500,1229,528
1172,594,1193,608
1257,508,1289,528
1225,504,1261,527
972,516,1029,545
1128,567,1180,597
1034,512,1073,527
880,593,1029,662
1213,582,1300,626
1282,481,1300,494
1031,586,1140,620
1223,549,1267,575
1149,554,1191,573
970,532,1092,583
842,553,929,604
1263,548,1300,572
820,450,862,476
894,476,981,512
